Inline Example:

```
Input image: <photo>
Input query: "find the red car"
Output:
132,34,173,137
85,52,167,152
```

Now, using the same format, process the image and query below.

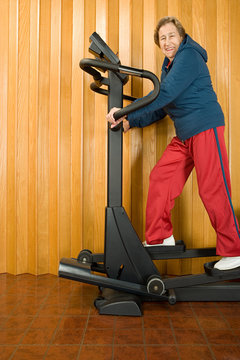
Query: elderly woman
106,16,240,270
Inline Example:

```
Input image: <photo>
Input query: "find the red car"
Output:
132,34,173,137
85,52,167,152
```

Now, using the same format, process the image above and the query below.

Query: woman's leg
145,136,194,244
192,126,240,256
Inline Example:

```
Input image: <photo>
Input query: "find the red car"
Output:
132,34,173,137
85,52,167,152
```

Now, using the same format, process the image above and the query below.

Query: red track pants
145,126,240,256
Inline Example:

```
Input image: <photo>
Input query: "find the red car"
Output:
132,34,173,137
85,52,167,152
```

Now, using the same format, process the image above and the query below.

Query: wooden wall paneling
28,0,39,274
206,0,217,91
230,1,240,222
216,0,230,261
142,0,168,272
37,0,51,274
142,0,157,243
154,0,169,274
82,0,96,250
178,0,194,275
155,0,168,159
180,0,192,37
93,0,108,253
131,0,143,241
0,0,9,273
49,0,61,273
7,0,18,274
201,0,219,267
71,0,84,258
108,0,119,52
119,0,132,217
191,0,207,274
2,0,240,276
216,0,229,148
166,0,183,275
17,0,30,273
203,0,217,251
58,0,73,261
166,0,180,147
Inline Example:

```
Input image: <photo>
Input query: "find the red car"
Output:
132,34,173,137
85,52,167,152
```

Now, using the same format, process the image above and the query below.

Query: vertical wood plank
155,0,168,160
28,0,39,274
17,0,30,273
191,0,206,273
142,0,157,241
166,0,182,275
108,0,119,51
203,0,217,249
37,0,51,273
166,0,180,144
119,0,132,216
178,0,193,275
230,0,240,223
215,0,231,264
206,0,217,89
59,0,73,260
216,0,229,149
93,0,108,253
154,0,169,273
71,0,84,257
131,0,143,240
7,0,18,274
49,0,61,273
0,0,9,273
82,0,96,250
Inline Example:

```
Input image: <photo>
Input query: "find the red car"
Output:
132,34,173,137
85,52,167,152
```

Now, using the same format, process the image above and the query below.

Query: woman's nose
165,37,170,46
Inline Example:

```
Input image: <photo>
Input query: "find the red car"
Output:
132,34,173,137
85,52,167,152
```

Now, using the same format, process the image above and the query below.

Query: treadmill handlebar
90,83,137,102
80,58,160,121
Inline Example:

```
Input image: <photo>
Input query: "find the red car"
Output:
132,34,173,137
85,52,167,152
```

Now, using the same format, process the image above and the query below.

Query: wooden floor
0,273,240,359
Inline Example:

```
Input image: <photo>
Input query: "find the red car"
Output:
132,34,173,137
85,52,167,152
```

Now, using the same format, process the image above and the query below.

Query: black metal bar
173,282,240,301
90,82,137,102
89,32,121,65
107,72,123,207
77,246,216,264
79,58,160,121
104,207,160,283
147,246,216,260
164,270,240,290
59,258,240,302
59,258,160,298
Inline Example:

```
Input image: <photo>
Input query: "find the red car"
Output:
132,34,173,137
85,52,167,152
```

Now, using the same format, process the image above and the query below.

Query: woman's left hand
123,120,130,133
106,107,126,129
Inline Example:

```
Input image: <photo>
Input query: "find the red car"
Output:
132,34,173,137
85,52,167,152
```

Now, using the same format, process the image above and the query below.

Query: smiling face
159,22,183,62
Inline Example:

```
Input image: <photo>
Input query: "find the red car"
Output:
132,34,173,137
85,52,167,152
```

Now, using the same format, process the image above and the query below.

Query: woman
106,16,240,270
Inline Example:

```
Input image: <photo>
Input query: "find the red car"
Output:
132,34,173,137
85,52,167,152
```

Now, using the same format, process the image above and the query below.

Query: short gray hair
154,16,186,47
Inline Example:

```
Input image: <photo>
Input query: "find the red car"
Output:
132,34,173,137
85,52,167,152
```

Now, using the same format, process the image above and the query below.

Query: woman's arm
127,48,201,127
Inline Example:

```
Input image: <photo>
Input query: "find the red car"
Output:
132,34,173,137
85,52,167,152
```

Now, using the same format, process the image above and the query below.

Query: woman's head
154,17,186,61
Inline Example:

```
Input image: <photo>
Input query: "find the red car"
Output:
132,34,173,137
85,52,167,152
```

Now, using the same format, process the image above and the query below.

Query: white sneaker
143,235,175,247
214,256,240,270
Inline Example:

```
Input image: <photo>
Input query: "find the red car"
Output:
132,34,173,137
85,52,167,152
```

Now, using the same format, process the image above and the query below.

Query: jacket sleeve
128,101,167,128
128,48,201,128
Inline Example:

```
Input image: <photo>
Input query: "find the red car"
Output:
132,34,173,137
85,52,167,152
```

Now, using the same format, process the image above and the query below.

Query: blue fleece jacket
127,34,224,141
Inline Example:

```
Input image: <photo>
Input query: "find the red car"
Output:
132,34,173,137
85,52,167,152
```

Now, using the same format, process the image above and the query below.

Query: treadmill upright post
107,71,123,208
